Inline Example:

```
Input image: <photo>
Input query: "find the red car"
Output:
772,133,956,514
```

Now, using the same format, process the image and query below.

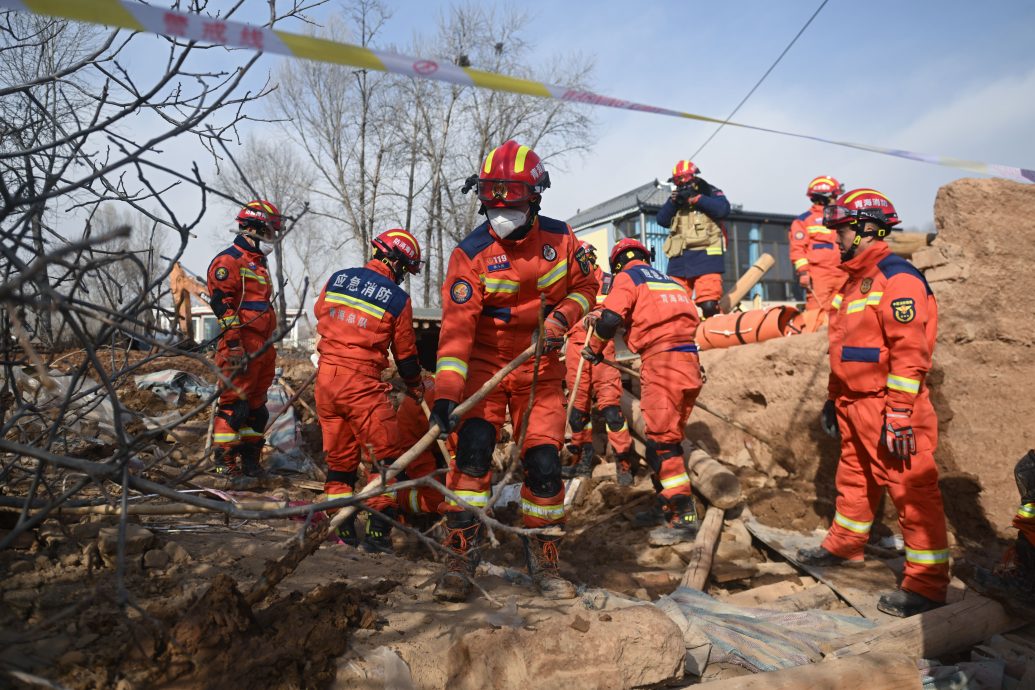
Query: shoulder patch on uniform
860,277,872,294
542,243,557,262
891,297,916,323
214,266,229,281
450,279,473,304
458,222,495,259
878,254,933,296
574,246,591,276
794,230,805,240
537,215,570,235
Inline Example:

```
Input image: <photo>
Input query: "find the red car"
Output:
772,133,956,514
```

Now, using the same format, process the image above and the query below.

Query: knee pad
1016,449,1035,505
247,404,270,434
645,442,681,473
524,444,561,497
602,405,626,432
217,399,250,430
455,418,496,478
698,300,720,318
326,469,358,487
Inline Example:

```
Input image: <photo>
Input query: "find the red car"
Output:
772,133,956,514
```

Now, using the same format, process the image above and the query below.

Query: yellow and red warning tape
4,0,1033,184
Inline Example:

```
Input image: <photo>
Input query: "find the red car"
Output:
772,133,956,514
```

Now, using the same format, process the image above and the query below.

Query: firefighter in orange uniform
563,241,634,484
429,140,597,601
656,160,731,318
314,229,424,553
207,200,280,482
796,188,949,617
790,176,848,317
583,238,703,543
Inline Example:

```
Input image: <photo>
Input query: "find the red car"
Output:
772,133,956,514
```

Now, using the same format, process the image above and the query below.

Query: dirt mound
693,178,1035,546
922,178,1035,533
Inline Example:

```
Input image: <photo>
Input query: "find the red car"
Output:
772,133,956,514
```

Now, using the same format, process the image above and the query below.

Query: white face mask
488,207,529,238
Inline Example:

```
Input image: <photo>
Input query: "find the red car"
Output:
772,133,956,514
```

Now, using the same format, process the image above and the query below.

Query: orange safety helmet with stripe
824,188,901,235
372,228,423,282
235,199,282,243
669,160,700,186
806,176,845,201
609,237,651,274
474,139,551,208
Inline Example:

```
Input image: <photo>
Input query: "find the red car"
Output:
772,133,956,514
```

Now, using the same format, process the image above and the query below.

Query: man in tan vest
656,160,731,318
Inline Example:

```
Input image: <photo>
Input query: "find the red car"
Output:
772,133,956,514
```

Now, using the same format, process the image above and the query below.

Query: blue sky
90,0,1035,283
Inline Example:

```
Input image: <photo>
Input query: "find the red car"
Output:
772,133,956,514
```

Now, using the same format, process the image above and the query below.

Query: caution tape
5,0,1033,184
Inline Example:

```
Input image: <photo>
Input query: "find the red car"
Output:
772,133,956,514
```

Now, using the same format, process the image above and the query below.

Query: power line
690,0,830,160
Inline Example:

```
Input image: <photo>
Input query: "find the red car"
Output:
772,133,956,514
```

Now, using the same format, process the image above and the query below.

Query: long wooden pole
245,343,537,605
679,505,725,589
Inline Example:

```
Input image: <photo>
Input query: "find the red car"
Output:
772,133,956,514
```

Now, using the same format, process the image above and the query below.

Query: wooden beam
680,505,725,590
823,594,1025,660
697,652,920,689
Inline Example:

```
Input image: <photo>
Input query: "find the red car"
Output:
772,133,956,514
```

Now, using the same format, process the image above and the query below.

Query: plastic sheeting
655,587,876,674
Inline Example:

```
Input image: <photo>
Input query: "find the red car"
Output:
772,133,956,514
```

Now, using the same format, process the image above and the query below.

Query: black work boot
362,509,396,554
796,545,862,567
433,511,482,603
239,442,268,477
971,536,1035,617
561,444,594,479
648,494,700,545
615,452,634,487
877,588,944,617
524,534,577,599
212,447,241,477
335,512,359,547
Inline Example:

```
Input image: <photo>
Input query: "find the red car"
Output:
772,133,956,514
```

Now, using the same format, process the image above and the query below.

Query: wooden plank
696,652,921,689
724,580,804,607
824,595,1025,660
680,506,725,590
744,518,900,623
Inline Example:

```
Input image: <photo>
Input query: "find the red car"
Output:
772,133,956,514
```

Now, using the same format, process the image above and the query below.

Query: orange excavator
167,259,210,342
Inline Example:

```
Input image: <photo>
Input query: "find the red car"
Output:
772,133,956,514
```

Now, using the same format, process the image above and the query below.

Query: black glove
429,398,458,439
542,311,568,353
581,343,603,364
569,407,591,432
883,407,916,461
821,399,839,439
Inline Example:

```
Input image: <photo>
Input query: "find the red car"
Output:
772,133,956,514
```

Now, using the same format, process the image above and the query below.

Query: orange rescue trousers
804,264,847,314
564,336,632,454
640,350,701,502
671,273,723,307
821,391,950,602
212,331,276,460
315,364,406,513
441,354,567,529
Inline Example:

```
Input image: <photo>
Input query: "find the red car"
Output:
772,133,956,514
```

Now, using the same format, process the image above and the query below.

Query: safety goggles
477,179,537,206
822,204,861,229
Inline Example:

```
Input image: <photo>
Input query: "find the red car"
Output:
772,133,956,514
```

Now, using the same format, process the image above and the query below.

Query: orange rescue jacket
207,235,275,339
315,259,419,380
591,259,700,358
790,204,842,274
435,216,598,403
827,242,937,410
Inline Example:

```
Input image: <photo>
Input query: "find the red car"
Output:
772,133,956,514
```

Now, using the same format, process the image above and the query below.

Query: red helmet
372,228,422,275
823,188,901,234
669,160,699,186
236,199,282,238
476,140,550,208
609,238,651,273
806,176,844,200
